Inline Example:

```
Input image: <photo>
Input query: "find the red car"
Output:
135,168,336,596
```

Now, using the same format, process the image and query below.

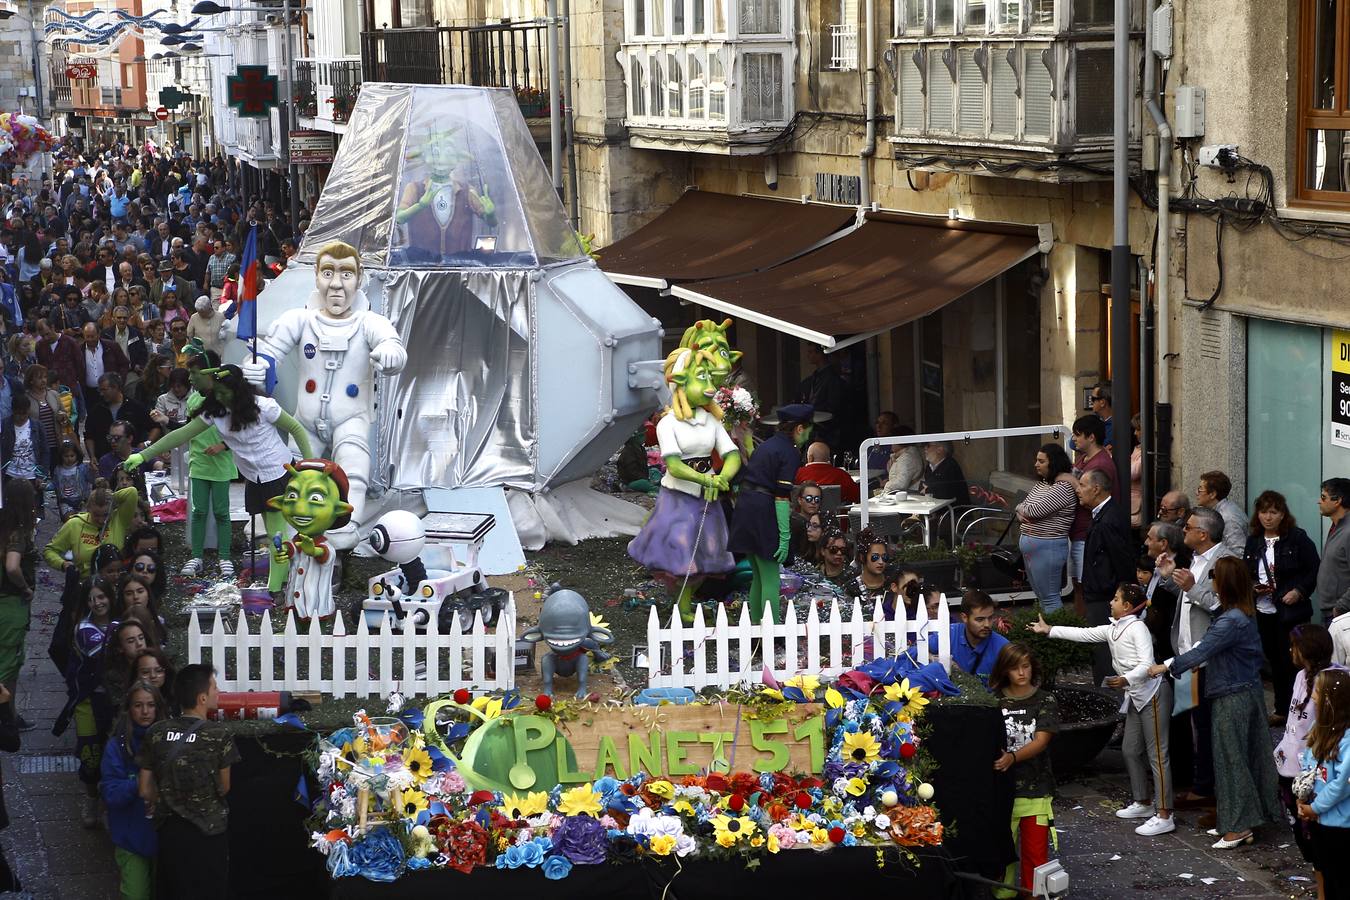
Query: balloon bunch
0,113,57,166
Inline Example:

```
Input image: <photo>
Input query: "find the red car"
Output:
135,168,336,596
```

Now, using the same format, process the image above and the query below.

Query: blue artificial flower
518,840,546,868
500,690,523,710
542,854,573,880
759,772,775,793
327,841,358,878
532,836,553,853
594,776,620,795
406,856,432,870
842,832,858,847
346,827,405,882
496,844,526,870
397,707,425,731
427,746,453,772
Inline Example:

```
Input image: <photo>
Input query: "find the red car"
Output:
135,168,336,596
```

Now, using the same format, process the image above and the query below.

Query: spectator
0,682,19,892
1298,669,1350,895
129,648,175,702
0,481,35,732
796,343,847,448
880,427,924,496
931,589,1009,685
1030,583,1173,836
867,411,899,476
204,237,236,300
1078,468,1135,683
1196,471,1247,556
79,321,131,414
1276,623,1333,896
847,528,889,607
185,295,225,359
44,486,140,578
1089,381,1115,449
102,681,164,900
24,364,68,464
794,512,824,567
97,419,152,484
151,368,191,431
1,396,50,498
1317,477,1350,625
137,664,240,900
1156,490,1191,525
1151,557,1282,848
1243,490,1319,725
795,442,859,504
1129,414,1144,529
990,642,1059,893
1015,443,1077,612
1140,520,1189,665
85,373,156,462
52,440,94,521
920,441,968,503
34,316,81,393
56,578,116,828
168,317,190,367
818,528,853,587
102,304,148,370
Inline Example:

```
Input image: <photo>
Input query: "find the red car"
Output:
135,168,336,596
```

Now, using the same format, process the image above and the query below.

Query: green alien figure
395,125,497,262
268,459,354,619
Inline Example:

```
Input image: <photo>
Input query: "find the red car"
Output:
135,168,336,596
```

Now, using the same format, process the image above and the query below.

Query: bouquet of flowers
713,384,759,431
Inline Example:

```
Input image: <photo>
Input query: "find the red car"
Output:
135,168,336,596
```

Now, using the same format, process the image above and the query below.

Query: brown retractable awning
670,211,1048,349
598,192,858,289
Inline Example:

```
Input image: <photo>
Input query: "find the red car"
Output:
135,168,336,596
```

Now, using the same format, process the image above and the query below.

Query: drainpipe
858,0,876,210
1144,0,1173,491
562,0,579,230
1109,0,1131,494
546,0,563,200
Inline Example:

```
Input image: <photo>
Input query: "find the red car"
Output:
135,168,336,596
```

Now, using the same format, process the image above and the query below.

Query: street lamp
193,0,308,229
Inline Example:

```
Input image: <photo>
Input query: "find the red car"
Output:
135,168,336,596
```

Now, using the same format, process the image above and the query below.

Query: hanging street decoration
227,65,279,118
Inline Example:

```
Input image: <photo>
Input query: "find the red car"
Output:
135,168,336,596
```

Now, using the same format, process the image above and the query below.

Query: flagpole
249,224,258,365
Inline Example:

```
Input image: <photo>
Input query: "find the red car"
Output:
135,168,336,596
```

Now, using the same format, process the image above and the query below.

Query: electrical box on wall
1174,85,1206,138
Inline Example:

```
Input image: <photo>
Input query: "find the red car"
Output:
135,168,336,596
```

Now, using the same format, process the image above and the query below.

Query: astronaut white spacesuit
242,243,407,548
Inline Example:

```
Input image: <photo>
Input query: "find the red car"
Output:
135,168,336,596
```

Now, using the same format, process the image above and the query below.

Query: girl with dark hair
1299,669,1350,896
1015,443,1078,612
114,574,166,647
1149,557,1282,848
122,526,162,559
1276,623,1335,893
1243,489,1320,724
43,485,139,578
55,577,116,828
101,680,163,898
990,642,1059,893
1030,582,1173,836
51,440,94,521
128,648,175,705
125,363,311,594
179,343,237,579
125,549,167,604
0,480,36,730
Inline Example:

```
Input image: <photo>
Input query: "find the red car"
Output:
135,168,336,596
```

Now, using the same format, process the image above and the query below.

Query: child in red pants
990,642,1059,895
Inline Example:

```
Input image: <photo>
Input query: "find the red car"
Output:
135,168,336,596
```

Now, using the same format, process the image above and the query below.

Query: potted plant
1003,606,1124,775
891,542,962,595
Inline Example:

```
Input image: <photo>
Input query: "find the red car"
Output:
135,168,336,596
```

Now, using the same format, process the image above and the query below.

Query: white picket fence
645,595,952,690
187,597,516,698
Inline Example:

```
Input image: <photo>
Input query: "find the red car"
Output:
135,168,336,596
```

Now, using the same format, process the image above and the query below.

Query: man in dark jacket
102,306,149,370
1078,468,1135,682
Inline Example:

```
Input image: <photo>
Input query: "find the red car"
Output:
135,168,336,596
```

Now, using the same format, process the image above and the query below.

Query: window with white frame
689,55,706,117
739,0,781,34
709,51,726,119
668,52,685,115
651,55,665,115
742,51,784,121
828,0,860,71
631,57,647,115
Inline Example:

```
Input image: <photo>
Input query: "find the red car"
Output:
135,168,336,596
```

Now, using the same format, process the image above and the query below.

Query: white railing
645,595,951,690
829,23,858,71
187,598,516,698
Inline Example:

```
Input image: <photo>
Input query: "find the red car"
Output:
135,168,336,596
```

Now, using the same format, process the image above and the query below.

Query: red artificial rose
794,792,813,810
828,827,846,844
441,820,489,874
704,773,729,793
535,694,553,712
620,783,638,796
728,794,745,812
797,776,823,791
899,742,917,759
453,688,471,704
771,773,797,797
729,772,759,796
469,790,495,806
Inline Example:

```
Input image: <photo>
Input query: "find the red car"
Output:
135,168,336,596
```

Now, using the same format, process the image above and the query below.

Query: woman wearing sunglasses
847,527,890,606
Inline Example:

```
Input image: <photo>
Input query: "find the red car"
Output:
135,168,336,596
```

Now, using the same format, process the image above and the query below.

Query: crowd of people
0,137,296,899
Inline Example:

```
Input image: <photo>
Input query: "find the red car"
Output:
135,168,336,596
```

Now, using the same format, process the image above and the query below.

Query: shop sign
289,129,334,165
65,63,97,80
1333,331,1350,449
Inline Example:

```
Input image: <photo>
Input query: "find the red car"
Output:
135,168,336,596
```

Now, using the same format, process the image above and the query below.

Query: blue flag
236,224,260,342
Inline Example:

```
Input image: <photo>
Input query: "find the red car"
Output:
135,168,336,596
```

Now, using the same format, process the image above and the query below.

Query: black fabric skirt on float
727,489,779,559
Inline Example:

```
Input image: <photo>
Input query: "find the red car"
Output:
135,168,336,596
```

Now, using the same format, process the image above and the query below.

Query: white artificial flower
874,814,891,830
386,768,416,792
674,833,698,857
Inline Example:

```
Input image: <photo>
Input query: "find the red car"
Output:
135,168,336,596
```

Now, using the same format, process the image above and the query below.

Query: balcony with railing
889,0,1141,179
360,21,549,116
48,65,72,110
294,56,363,130
828,24,858,71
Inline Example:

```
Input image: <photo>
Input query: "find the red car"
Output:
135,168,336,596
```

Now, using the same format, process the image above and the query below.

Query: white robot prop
241,241,408,549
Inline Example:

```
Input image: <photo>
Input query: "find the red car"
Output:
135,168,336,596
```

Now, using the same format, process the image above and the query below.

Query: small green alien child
268,459,353,619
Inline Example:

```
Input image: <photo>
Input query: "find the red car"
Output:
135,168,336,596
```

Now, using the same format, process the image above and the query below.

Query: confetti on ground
1110,855,1121,861
1290,875,1311,881
1200,878,1217,885
1179,873,1193,879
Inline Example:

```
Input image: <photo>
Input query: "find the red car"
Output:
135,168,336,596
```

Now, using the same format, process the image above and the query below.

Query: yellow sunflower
841,730,881,764
499,790,550,820
398,788,429,819
783,673,820,696
884,678,930,719
711,813,758,844
403,746,435,782
557,784,603,817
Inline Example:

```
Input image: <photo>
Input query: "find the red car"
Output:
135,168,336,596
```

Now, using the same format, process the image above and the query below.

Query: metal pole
561,0,579,229
545,0,562,199
281,0,300,229
27,0,44,119
1110,0,1132,496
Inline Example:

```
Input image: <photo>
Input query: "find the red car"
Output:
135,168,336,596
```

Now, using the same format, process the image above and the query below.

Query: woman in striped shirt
1016,443,1078,612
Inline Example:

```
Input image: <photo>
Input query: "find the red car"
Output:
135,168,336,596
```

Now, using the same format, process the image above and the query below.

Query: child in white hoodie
1029,582,1174,836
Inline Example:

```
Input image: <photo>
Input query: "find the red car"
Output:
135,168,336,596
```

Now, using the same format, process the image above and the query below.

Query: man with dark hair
1157,489,1191,525
1088,381,1114,449
929,589,1008,685
1195,470,1246,556
1077,468,1135,682
84,373,155,461
137,663,238,900
1318,478,1350,623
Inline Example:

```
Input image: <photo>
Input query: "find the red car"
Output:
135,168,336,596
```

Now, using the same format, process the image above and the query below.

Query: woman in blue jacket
101,681,164,900
1299,668,1350,898
1149,557,1282,849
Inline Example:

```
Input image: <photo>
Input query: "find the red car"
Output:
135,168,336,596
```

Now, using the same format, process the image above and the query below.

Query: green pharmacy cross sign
227,65,278,118
158,86,194,110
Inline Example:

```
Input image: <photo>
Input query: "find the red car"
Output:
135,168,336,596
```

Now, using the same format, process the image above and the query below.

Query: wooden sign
65,63,97,80
557,702,826,781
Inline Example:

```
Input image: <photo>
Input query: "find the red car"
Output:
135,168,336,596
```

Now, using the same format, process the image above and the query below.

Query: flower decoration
557,784,603,817
499,791,550,821
841,731,881,764
883,678,930,720
711,813,758,846
403,746,434,782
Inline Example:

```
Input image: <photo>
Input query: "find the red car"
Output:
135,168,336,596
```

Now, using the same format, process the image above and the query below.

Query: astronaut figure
242,241,408,549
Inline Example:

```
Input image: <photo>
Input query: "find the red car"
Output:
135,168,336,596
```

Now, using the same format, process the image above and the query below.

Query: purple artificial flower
553,814,609,865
